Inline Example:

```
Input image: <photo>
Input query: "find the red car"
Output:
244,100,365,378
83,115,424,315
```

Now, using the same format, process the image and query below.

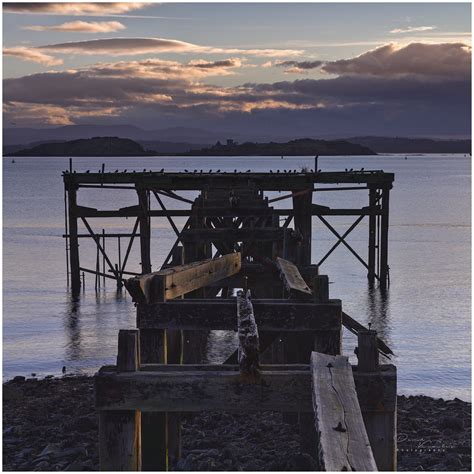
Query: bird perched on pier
246,169,251,172
361,167,365,171
114,169,118,173
193,169,197,173
143,169,146,172
276,170,280,173
160,168,164,173
62,366,66,375
184,169,188,172
86,170,90,173
216,169,221,173
234,169,237,173
124,169,127,173
270,170,273,173
209,169,213,173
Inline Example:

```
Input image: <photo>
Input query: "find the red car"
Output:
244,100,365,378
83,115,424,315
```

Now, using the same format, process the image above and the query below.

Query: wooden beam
125,253,241,304
94,363,396,413
310,352,377,471
95,367,312,412
276,257,312,298
137,299,342,331
64,171,395,189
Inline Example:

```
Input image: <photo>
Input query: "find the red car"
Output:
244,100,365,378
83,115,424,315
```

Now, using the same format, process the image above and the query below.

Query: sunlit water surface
3,154,471,401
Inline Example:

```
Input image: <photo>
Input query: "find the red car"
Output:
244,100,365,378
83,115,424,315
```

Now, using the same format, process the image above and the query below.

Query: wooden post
137,189,151,274
140,327,167,471
356,330,396,471
292,189,312,266
367,187,377,284
99,329,141,471
379,186,390,290
67,183,81,295
312,275,329,302
357,330,379,373
237,289,260,381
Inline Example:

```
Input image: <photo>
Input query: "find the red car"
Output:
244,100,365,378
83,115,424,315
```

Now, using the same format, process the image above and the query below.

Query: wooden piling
99,329,141,471
368,187,378,284
67,184,81,295
379,186,390,290
357,330,379,372
137,189,151,274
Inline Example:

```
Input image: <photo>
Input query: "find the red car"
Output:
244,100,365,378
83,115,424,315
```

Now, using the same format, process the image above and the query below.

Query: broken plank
237,290,260,380
311,352,377,471
125,253,241,303
276,257,312,298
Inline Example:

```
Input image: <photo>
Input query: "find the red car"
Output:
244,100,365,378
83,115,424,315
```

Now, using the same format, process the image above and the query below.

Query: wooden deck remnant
310,352,377,472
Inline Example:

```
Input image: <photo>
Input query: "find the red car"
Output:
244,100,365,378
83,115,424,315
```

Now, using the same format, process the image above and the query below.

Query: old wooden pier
62,167,396,470
63,168,394,295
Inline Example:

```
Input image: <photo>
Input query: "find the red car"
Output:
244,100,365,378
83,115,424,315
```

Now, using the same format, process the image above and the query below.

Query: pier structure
80,168,397,471
63,169,394,296
95,253,397,471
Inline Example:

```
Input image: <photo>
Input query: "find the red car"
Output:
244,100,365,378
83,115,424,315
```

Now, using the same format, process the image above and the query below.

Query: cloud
3,46,63,66
188,58,243,69
23,20,126,33
3,3,149,15
36,37,303,58
322,42,471,78
271,60,323,74
3,42,470,137
390,26,436,34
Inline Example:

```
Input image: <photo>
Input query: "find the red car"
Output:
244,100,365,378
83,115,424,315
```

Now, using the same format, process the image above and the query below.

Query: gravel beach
3,376,471,471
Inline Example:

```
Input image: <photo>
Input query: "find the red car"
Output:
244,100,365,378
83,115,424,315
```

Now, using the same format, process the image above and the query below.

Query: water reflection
366,285,393,351
63,292,83,361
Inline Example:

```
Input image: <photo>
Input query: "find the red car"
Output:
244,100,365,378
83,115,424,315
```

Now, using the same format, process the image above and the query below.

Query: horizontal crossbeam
94,363,396,413
137,298,342,331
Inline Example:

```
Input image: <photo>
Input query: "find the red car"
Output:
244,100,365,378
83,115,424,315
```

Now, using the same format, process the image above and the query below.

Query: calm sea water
3,155,471,401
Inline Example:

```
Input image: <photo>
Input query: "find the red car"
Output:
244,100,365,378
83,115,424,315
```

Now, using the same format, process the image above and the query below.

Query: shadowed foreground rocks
3,376,471,471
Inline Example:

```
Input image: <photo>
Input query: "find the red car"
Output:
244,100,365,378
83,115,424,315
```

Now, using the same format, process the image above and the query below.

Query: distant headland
6,136,374,157
181,138,375,156
7,137,155,157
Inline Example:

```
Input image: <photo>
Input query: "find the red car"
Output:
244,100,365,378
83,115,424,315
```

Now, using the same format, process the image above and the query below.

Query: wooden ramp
311,352,378,471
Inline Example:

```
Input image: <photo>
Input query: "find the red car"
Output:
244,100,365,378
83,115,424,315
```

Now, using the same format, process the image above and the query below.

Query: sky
2,2,472,138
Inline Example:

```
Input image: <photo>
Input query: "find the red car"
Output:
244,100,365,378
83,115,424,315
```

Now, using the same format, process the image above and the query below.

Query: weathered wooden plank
237,290,260,380
137,299,342,331
94,364,396,413
95,369,312,412
125,253,241,303
310,352,378,471
276,257,312,298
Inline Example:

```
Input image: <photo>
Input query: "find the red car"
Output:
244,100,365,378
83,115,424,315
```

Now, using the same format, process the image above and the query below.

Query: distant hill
346,136,471,154
7,137,155,157
184,138,375,156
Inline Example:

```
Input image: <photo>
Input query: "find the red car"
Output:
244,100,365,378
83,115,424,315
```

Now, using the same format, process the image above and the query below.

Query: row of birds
64,168,370,174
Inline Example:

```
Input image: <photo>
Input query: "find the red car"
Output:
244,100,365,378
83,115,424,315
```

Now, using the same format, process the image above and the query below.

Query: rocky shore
3,376,471,471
